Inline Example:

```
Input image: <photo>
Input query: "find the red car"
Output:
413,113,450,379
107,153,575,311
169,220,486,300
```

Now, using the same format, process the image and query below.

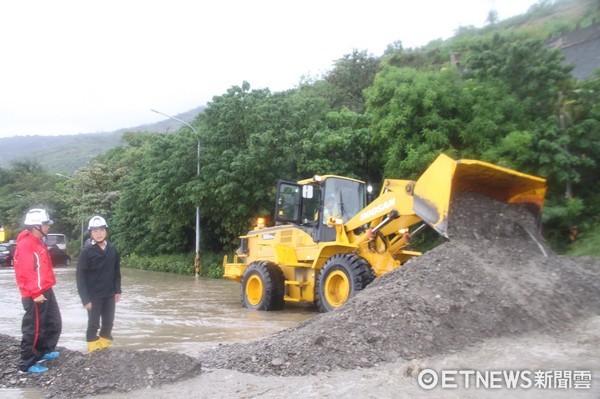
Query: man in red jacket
13,208,62,373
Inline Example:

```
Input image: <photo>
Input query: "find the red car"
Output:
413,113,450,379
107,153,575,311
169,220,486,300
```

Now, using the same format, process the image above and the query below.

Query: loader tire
241,261,285,311
316,253,374,313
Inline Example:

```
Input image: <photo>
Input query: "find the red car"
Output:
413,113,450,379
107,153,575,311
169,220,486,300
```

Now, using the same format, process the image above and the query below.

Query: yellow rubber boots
88,337,113,352
98,336,113,349
87,340,102,352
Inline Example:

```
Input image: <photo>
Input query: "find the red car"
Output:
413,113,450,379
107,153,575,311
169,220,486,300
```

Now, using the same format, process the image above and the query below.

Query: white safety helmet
24,208,53,226
88,215,108,231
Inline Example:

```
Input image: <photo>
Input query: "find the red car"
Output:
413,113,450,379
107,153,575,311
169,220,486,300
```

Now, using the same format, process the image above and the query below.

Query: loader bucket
413,154,547,238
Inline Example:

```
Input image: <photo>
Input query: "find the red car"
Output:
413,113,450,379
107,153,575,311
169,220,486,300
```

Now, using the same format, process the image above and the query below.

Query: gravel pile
197,192,600,375
0,338,201,397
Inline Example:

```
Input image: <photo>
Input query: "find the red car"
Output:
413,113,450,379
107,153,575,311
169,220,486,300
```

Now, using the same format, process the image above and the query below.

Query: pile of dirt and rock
196,192,600,376
0,336,202,397
0,192,598,398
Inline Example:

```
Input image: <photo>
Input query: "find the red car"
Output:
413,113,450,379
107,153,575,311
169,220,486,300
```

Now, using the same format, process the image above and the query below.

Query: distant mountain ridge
0,106,205,174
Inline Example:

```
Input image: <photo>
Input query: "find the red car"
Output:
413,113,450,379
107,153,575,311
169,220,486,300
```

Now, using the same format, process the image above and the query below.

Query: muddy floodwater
0,266,315,355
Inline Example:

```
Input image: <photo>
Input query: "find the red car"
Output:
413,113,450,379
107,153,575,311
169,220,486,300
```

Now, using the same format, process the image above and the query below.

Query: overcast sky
0,0,540,138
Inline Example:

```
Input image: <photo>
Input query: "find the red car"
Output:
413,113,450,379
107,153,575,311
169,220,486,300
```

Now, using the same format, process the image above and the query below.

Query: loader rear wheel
241,261,285,311
316,253,374,313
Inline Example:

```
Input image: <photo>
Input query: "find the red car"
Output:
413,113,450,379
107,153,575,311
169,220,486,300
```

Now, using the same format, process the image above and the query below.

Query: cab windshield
322,177,366,223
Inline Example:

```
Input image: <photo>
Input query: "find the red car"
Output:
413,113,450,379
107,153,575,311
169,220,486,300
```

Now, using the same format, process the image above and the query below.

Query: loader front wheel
241,261,285,311
316,253,374,313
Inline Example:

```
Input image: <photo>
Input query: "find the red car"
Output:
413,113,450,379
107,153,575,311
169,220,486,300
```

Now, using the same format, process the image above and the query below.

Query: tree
366,63,528,178
535,74,600,250
54,160,125,248
323,50,381,113
463,33,573,120
111,131,198,256
195,82,333,248
303,108,381,186
9,159,45,175
0,163,69,241
486,9,499,25
384,44,447,71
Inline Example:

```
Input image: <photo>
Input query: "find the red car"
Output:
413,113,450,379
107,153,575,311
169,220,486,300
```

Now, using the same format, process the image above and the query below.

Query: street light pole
151,109,201,278
56,173,85,249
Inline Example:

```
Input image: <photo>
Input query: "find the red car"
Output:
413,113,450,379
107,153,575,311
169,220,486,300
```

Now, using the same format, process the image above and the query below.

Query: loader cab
275,176,366,243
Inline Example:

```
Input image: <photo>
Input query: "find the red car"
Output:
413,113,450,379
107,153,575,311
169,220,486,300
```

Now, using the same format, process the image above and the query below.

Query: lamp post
151,108,201,278
56,173,85,248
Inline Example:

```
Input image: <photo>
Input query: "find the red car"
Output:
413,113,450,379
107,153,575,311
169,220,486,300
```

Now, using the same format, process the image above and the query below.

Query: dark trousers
19,288,62,371
86,296,115,342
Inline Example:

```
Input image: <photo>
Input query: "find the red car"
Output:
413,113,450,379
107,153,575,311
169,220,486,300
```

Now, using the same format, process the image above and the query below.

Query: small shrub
568,224,600,257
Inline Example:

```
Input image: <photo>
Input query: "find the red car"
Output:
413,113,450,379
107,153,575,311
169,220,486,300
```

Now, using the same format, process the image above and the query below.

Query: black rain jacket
76,241,121,306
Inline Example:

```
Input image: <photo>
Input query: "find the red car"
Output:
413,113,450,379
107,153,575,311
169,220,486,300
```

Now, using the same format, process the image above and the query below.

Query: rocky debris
0,339,201,398
0,192,598,397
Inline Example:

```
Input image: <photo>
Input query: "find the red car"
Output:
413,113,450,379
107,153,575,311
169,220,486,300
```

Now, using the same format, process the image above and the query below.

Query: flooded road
0,266,315,355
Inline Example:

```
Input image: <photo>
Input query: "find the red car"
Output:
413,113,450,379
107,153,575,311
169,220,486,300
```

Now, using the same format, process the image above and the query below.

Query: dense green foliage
109,131,198,255
121,250,224,278
1,0,599,269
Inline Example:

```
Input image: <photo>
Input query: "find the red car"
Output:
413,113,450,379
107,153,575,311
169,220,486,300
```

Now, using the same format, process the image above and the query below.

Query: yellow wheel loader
223,153,546,312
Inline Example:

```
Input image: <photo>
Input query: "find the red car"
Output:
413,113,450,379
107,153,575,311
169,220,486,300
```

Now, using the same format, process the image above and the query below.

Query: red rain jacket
13,230,56,299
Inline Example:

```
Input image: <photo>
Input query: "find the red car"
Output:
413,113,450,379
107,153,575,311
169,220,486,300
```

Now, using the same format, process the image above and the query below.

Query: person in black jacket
76,216,122,352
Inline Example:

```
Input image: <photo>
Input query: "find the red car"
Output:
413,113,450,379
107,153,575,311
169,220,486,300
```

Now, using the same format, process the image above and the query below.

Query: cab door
274,181,303,224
